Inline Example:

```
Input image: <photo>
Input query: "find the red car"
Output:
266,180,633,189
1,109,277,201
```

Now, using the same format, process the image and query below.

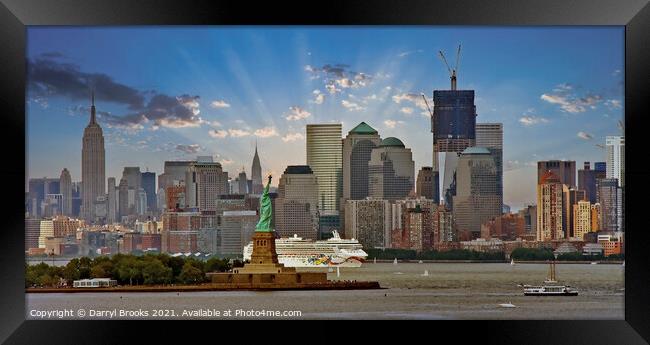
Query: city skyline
26,27,624,210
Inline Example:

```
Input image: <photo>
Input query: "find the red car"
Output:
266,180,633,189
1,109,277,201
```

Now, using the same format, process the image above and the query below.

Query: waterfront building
141,171,157,213
475,123,504,213
606,136,624,187
161,209,201,253
597,178,622,232
251,144,263,194
342,122,382,200
537,160,576,187
460,238,504,253
390,197,436,251
122,233,162,253
368,137,415,201
537,171,564,241
306,123,343,214
52,216,82,237
598,234,623,256
517,205,537,237
416,167,438,200
591,203,601,232
573,199,592,241
59,168,72,216
452,147,500,238
432,204,455,244
274,165,319,240
81,93,106,223
344,198,392,249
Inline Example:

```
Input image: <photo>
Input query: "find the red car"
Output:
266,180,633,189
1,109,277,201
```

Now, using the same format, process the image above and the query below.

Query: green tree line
26,254,243,288
366,248,505,261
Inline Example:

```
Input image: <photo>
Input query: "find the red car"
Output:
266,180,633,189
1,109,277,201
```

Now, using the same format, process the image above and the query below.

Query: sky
26,26,624,211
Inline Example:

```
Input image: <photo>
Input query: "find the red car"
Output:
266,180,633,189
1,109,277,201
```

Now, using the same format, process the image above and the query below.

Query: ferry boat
520,261,579,296
243,230,367,267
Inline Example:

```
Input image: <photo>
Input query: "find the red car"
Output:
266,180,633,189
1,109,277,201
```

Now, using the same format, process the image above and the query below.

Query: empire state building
81,92,106,222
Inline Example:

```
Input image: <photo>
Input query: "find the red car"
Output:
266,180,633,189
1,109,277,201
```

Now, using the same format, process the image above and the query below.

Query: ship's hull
524,291,579,296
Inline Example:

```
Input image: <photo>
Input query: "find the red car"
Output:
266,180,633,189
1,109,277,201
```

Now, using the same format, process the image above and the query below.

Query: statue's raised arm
255,174,273,232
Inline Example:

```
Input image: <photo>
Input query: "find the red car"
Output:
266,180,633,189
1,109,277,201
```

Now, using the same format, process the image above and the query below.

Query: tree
142,259,173,285
178,262,205,284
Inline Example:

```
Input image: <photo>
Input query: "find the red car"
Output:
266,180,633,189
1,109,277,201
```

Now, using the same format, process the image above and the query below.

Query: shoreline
371,259,623,264
26,281,383,293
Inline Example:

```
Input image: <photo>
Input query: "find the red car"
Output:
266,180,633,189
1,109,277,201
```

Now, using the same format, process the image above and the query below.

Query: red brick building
480,213,525,240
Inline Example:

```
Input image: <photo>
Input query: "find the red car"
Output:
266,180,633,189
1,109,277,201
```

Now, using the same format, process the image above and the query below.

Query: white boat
242,230,367,268
510,259,515,266
522,285,578,296
373,257,377,264
421,270,429,277
499,302,516,308
393,258,398,265
590,261,598,265
418,260,423,264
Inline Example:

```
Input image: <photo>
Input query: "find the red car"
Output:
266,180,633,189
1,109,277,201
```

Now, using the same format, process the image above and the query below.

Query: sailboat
374,257,377,264
421,270,429,277
393,258,398,265
510,258,515,266
544,261,558,284
418,260,423,264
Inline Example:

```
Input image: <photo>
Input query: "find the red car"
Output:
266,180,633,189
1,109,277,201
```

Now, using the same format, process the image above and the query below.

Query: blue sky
26,26,624,210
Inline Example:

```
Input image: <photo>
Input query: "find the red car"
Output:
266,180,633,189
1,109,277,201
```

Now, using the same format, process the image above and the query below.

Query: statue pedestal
234,231,295,274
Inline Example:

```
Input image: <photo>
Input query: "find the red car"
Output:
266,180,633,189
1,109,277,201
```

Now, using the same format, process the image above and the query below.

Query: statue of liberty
255,174,273,232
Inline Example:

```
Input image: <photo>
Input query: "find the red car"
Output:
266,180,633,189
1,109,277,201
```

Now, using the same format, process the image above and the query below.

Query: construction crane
420,93,433,118
438,44,461,90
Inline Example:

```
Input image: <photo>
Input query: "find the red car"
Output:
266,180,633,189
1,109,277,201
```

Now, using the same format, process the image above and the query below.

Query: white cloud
175,144,201,154
325,83,342,95
519,116,549,126
577,131,593,140
310,90,325,104
254,127,279,138
397,49,423,58
228,129,251,137
285,106,311,121
541,84,603,113
384,119,404,128
220,159,234,165
399,107,414,115
282,133,304,142
605,99,622,109
210,100,231,109
208,129,228,138
392,92,431,111
341,100,366,112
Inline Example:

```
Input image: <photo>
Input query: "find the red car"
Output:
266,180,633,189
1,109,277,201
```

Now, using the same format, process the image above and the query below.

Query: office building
537,160,576,187
118,177,128,220
81,93,106,222
27,177,60,218
185,161,229,212
573,200,592,240
106,177,117,223
606,136,624,187
591,203,601,232
517,205,537,238
390,197,436,251
342,122,382,200
306,123,343,213
562,186,586,239
274,165,319,240
59,168,72,216
452,147,500,237
141,171,157,213
480,213,525,241
416,167,438,200
25,217,41,250
578,162,598,203
38,219,54,248
537,171,564,241
597,178,622,232
344,198,392,249
220,210,257,255
432,88,477,206
368,137,415,201
158,161,193,191
476,123,504,212
251,144,263,194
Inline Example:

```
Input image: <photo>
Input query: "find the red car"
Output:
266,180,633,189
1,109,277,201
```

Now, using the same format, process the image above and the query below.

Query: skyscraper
562,186,586,239
606,136,624,187
59,168,72,216
344,198,392,249
578,162,598,203
342,122,381,200
185,161,229,212
432,88,477,206
368,137,415,201
452,147,500,237
141,171,156,213
475,123,503,212
107,177,117,223
573,199,592,240
251,144,263,194
537,160,576,187
81,92,106,222
597,178,622,232
306,123,343,213
118,177,128,220
416,167,437,200
537,171,564,241
237,169,248,194
274,165,319,240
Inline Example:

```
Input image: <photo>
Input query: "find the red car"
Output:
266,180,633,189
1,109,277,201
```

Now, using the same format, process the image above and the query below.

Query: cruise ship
243,230,367,267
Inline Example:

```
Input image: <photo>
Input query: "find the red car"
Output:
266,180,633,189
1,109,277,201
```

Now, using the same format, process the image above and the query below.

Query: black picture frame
1,0,649,343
